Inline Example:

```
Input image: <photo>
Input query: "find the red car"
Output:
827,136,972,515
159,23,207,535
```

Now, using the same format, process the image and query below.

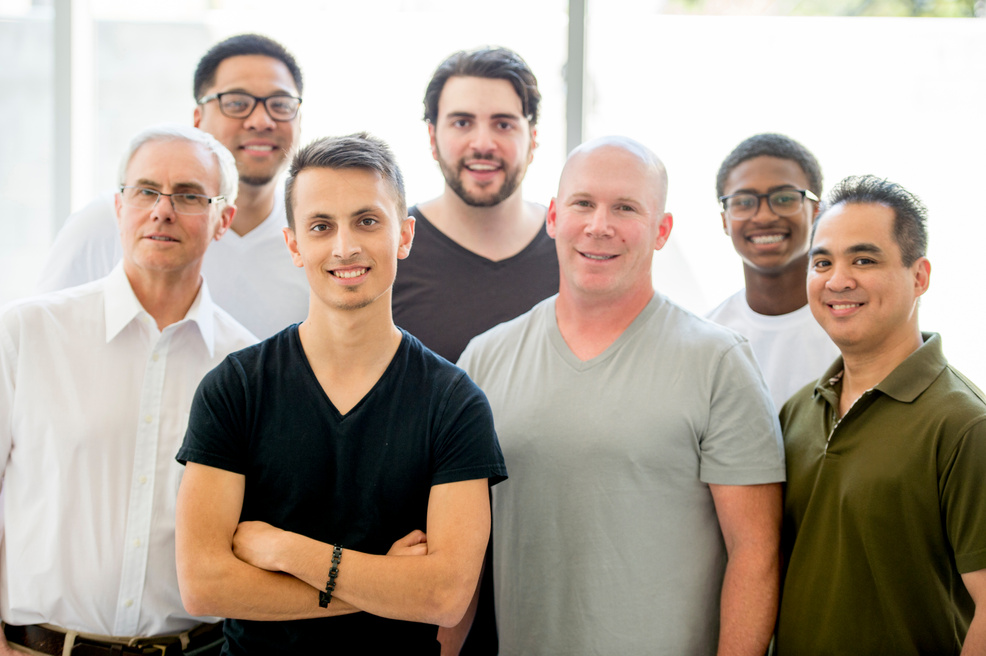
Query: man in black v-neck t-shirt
175,133,507,655
393,47,558,365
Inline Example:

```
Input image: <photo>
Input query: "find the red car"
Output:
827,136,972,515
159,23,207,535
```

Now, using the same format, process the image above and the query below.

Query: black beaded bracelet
318,544,343,607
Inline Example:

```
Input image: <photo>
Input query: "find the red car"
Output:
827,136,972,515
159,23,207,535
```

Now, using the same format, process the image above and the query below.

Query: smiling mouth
148,235,178,242
830,303,862,310
331,268,368,279
582,253,616,261
748,234,786,245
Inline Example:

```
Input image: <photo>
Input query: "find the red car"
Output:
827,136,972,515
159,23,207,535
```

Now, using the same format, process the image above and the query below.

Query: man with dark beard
393,47,559,363
37,34,308,339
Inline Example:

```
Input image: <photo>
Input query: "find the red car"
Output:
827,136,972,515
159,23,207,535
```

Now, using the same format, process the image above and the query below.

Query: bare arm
709,482,782,656
232,477,491,628
436,555,485,655
175,462,360,620
961,569,986,655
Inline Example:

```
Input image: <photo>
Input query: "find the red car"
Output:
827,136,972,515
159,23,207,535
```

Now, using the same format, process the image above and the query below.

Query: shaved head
563,136,669,213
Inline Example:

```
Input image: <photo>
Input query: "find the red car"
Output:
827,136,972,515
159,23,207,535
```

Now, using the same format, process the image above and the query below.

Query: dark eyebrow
731,184,801,195
134,178,162,189
810,243,884,258
491,113,522,121
446,112,477,120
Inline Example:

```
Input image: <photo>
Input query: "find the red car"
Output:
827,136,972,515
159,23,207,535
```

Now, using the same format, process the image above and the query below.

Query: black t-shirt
392,207,560,363
178,326,506,655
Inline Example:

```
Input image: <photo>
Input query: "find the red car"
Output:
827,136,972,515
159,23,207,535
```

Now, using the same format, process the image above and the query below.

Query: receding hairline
561,136,669,207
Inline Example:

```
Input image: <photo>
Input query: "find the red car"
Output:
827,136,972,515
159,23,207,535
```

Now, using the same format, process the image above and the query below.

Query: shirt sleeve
942,417,986,574
0,308,18,476
699,340,786,486
175,354,251,474
430,371,507,488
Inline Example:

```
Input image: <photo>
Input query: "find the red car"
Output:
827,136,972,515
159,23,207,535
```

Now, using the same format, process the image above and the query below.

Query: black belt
3,621,224,656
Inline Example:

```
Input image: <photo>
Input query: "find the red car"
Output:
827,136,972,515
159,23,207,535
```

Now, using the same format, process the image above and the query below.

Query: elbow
176,550,229,617
430,573,478,628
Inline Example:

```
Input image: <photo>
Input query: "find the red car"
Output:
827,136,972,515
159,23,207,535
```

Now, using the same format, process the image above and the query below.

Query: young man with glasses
0,125,256,656
707,133,839,409
37,34,307,340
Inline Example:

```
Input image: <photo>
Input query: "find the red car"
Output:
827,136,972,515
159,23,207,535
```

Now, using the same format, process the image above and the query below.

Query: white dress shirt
0,264,256,636
35,185,310,340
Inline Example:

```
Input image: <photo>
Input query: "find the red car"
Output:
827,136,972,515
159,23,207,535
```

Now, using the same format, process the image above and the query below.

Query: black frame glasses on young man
119,186,225,215
197,92,302,121
719,189,820,221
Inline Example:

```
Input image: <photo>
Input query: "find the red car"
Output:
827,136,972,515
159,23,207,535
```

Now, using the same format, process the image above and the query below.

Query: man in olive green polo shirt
776,175,986,655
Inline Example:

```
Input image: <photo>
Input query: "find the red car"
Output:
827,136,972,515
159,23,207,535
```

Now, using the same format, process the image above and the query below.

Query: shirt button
139,475,148,485
133,539,141,547
152,353,160,362
144,415,153,424
124,599,134,608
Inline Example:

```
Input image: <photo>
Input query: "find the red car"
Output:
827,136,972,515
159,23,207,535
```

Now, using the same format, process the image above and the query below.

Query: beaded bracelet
318,544,343,607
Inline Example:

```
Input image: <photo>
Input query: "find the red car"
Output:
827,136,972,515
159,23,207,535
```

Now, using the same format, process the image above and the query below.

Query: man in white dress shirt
36,34,308,339
0,125,256,655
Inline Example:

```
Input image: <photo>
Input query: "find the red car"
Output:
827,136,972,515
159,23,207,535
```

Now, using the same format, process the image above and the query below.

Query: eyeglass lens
218,93,300,120
121,187,211,214
724,190,806,220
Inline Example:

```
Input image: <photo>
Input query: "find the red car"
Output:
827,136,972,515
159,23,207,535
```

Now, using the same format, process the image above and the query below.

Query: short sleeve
430,371,507,488
176,355,251,474
699,340,786,485
942,418,986,574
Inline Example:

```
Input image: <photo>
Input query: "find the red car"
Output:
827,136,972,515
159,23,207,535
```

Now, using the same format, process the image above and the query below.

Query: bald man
457,137,785,655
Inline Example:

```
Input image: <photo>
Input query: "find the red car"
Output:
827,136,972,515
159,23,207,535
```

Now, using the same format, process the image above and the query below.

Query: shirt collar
813,332,946,404
103,263,218,357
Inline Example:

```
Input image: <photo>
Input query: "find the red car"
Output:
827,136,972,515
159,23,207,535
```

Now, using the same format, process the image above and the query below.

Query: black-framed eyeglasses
719,189,820,220
119,186,225,215
197,91,302,121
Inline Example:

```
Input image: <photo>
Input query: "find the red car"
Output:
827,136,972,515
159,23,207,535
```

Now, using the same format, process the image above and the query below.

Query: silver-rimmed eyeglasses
197,91,302,121
719,189,820,221
119,186,225,215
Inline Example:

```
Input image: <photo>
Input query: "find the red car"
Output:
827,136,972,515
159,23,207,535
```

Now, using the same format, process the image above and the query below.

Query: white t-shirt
37,186,309,339
706,290,840,409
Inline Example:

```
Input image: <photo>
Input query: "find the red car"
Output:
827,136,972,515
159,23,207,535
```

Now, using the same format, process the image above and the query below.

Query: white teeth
149,236,176,241
244,145,274,151
831,304,860,310
468,163,497,171
583,253,615,260
750,234,785,244
332,268,367,279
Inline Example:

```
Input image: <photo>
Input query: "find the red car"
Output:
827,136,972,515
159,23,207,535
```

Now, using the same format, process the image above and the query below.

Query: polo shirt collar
103,263,218,357
812,332,946,405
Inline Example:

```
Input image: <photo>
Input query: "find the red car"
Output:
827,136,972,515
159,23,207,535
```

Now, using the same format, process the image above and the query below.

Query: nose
243,100,277,131
825,261,856,291
150,193,176,223
331,225,362,260
585,207,614,238
469,123,495,154
749,195,778,224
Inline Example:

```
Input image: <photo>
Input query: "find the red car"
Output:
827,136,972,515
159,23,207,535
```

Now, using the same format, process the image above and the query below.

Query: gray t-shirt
458,293,785,655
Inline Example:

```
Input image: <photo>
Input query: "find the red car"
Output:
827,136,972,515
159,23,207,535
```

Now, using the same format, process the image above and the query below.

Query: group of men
1,31,983,656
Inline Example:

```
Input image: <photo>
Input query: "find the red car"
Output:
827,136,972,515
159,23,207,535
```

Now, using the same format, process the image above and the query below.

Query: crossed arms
175,462,490,627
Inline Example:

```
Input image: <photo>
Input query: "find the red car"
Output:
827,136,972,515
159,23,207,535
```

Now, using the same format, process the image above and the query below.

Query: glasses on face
719,189,820,221
197,91,302,121
119,186,224,215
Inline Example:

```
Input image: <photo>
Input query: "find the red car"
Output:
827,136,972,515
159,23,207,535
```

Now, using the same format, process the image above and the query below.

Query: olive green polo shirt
776,333,986,656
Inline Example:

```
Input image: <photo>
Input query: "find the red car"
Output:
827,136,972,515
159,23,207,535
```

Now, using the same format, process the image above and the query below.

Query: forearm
962,610,986,655
716,545,779,656
177,543,359,621
271,532,480,627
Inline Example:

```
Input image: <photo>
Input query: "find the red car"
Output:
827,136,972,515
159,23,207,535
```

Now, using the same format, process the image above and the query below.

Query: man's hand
231,520,287,572
388,529,428,556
